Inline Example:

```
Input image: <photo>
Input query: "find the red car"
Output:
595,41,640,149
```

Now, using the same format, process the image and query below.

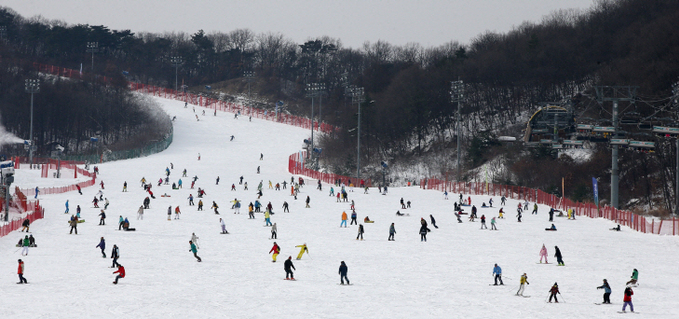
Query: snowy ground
1,97,678,318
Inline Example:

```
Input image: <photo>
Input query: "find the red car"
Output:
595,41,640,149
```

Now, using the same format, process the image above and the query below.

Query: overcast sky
2,0,595,49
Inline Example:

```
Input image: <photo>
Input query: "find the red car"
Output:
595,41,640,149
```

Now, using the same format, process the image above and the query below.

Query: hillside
1,96,678,318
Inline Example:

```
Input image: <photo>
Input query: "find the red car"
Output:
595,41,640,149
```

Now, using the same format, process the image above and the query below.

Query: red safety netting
418,178,678,236
288,151,371,188
0,187,45,237
14,157,96,197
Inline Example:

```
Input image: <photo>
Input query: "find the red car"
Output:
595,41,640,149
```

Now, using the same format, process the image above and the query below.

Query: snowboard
489,284,505,286
594,303,614,305
617,311,638,314
536,262,550,264
284,278,296,281
78,219,86,223
338,283,353,286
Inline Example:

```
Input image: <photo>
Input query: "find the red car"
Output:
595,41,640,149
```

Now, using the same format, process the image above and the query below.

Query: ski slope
1,97,678,318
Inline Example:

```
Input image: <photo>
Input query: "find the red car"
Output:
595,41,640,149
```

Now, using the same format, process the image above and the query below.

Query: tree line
1,0,679,211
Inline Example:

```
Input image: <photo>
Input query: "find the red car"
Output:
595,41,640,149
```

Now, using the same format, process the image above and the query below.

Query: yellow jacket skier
295,243,308,260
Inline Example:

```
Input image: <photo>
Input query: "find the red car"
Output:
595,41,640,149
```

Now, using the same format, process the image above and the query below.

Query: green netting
60,126,173,164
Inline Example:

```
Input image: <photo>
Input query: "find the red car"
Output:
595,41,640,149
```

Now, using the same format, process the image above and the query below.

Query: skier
493,263,503,285
597,279,612,304
167,206,172,220
189,240,201,262
17,259,27,284
137,206,144,220
282,201,289,213
231,184,236,191
112,264,125,284
400,198,405,209
516,209,522,222
260,153,264,160
21,235,29,256
339,261,350,285
216,176,220,185
257,166,260,174
92,197,99,208
539,244,548,263
269,242,280,262
626,269,639,286
549,208,555,222
104,198,110,210
341,211,348,227
419,223,430,241
123,181,127,192
271,223,277,239
65,200,69,214
34,186,39,198
198,200,203,211
350,210,357,225
554,246,564,266
356,224,364,240
430,214,438,228
501,195,506,205
284,256,295,280
622,286,634,313
219,218,229,234
386,223,396,241
444,191,448,200
548,283,560,303
76,184,82,195
516,273,529,296
249,203,255,219
488,198,493,207
480,215,487,229
211,201,219,215
490,217,497,230
182,169,187,177
191,233,200,249
95,237,106,258
305,196,310,208
143,197,150,209
174,206,181,219
455,212,462,223
97,210,106,225
295,243,308,260
69,215,78,234
111,244,120,268
532,203,538,214
239,176,244,184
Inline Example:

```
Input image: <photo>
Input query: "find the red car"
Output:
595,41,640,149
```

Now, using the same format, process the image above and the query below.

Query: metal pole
310,96,314,160
4,185,9,222
91,51,94,72
357,100,361,180
611,99,619,209
175,65,178,93
457,99,461,181
29,92,34,167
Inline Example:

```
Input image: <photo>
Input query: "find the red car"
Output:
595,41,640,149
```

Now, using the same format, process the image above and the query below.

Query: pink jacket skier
539,244,548,263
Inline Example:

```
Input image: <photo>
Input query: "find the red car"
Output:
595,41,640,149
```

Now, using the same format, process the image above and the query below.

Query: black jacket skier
284,256,295,279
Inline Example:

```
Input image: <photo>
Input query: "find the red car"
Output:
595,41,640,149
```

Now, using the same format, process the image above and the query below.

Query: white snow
1,96,678,318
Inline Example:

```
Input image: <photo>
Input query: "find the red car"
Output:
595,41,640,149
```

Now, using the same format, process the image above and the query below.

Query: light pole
349,86,365,181
450,80,464,182
25,79,40,168
306,83,326,165
244,71,255,99
170,56,183,93
86,42,99,73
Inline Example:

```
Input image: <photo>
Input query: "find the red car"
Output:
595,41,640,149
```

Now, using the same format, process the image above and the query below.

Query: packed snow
1,97,678,318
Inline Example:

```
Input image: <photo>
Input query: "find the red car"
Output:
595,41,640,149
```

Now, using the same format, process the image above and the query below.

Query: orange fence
419,178,678,236
0,188,45,237
14,157,97,197
288,151,371,188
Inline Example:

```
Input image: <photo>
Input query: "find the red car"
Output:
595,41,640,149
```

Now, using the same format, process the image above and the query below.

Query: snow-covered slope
1,97,677,318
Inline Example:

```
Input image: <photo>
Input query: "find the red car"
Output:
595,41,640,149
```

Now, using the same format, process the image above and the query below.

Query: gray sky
2,0,595,49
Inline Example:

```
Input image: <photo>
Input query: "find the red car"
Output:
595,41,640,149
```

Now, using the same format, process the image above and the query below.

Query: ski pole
558,292,566,303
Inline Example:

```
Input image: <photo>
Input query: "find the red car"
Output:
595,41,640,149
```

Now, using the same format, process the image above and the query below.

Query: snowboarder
490,217,497,230
516,273,529,296
545,224,557,231
597,279,612,304
96,237,106,257
271,223,277,239
17,259,27,284
111,244,120,268
211,201,219,215
189,240,201,262
104,198,110,210
339,261,350,285
388,223,396,241
539,244,548,263
284,256,295,280
76,184,82,195
419,223,430,242
21,235,29,256
626,269,639,286
269,242,280,262
622,286,634,313
357,224,364,240
112,265,125,284
21,218,30,232
532,203,538,214
554,246,564,266
69,215,78,234
295,243,308,260
430,214,438,228
493,264,503,285
219,218,229,234
548,283,560,303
